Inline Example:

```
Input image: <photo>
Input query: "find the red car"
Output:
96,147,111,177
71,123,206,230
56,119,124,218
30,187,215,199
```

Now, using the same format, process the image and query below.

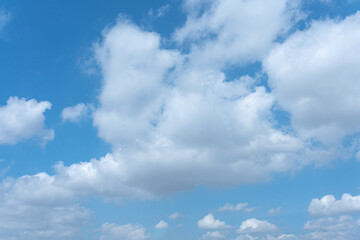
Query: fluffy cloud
0,97,54,145
202,231,225,239
303,216,360,240
308,193,360,216
100,223,149,240
264,11,360,145
198,214,229,229
218,203,248,212
155,220,168,229
237,218,277,234
87,15,306,197
174,0,301,67
0,173,90,239
61,103,92,123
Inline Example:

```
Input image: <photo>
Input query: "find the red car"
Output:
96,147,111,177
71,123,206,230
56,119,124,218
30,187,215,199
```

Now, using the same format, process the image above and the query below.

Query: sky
0,0,360,239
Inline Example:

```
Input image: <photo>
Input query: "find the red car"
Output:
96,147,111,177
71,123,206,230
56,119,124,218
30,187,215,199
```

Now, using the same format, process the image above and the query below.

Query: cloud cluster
308,193,360,216
264,11,360,145
0,173,90,239
100,223,149,240
0,97,54,145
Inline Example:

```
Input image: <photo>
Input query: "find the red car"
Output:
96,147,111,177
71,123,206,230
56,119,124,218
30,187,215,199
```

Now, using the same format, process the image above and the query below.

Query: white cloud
61,103,92,123
198,214,229,229
218,203,248,212
202,231,225,239
264,11,360,145
245,207,257,213
308,193,360,216
100,223,149,240
155,220,168,229
238,218,277,234
268,207,282,215
0,10,10,32
0,173,90,239
303,216,360,240
0,97,54,145
86,16,307,197
174,0,302,68
169,212,180,219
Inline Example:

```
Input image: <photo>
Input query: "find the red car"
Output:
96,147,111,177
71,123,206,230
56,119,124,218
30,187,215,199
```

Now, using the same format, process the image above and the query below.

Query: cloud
0,97,54,145
100,223,149,240
303,216,360,240
174,0,301,67
268,207,282,215
202,231,226,239
0,173,90,239
169,212,180,219
88,16,307,197
308,193,360,216
237,218,277,234
61,103,92,123
155,220,168,229
198,214,229,229
264,11,360,145
218,203,248,212
0,10,10,32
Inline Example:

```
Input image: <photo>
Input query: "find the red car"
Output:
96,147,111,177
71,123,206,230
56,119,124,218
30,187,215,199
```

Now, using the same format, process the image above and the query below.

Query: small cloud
155,220,168,229
218,203,248,212
148,4,171,19
267,207,282,215
202,231,225,239
237,218,277,234
61,103,93,123
0,10,11,32
244,207,257,213
169,212,180,219
198,214,230,229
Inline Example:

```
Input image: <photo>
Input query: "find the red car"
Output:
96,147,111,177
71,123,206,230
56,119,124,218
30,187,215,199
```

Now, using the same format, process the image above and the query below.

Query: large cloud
0,173,90,239
308,193,360,216
0,97,54,145
264,11,360,145
174,0,301,68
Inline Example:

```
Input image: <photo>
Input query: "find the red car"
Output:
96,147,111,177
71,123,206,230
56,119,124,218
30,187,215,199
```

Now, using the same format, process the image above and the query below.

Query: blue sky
1,0,360,239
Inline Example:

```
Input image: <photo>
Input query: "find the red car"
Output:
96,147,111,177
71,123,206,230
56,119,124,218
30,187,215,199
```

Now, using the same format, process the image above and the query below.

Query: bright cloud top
308,193,360,216
0,97,54,145
265,11,360,145
198,214,229,229
61,103,92,123
237,218,277,234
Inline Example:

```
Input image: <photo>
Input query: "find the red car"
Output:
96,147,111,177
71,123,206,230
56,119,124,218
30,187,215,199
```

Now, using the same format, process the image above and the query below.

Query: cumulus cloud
264,11,360,145
198,214,229,229
87,15,306,197
218,203,248,212
174,0,301,67
100,223,149,240
237,218,277,234
202,231,225,239
303,216,360,240
61,103,92,123
308,193,360,216
155,220,168,229
0,97,54,145
0,173,90,239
